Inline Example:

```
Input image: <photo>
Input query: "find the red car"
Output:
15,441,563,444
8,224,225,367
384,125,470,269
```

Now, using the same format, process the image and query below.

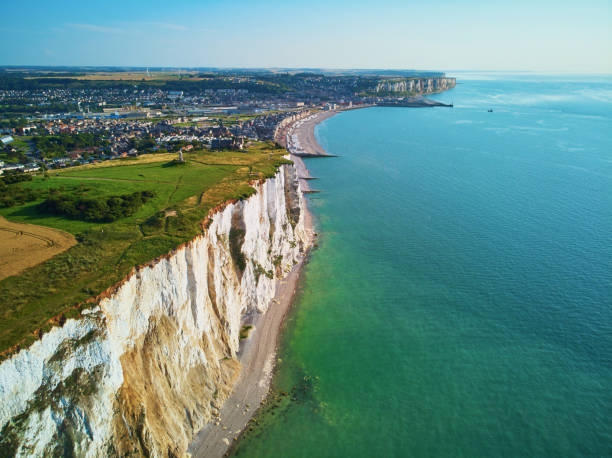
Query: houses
0,164,23,174
0,83,326,173
23,163,41,173
17,126,36,135
210,138,233,150
0,163,36,174
233,136,245,150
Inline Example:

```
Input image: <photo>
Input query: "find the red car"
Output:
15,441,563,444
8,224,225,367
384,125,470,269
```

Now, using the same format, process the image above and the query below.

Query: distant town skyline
1,0,611,73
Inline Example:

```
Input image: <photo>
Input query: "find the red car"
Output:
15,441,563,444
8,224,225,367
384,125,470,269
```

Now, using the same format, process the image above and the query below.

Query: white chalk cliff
0,164,310,457
375,77,456,94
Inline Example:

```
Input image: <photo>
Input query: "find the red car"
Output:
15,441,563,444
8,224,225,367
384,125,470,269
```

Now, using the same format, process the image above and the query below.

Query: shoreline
188,115,330,457
285,110,339,157
287,110,340,193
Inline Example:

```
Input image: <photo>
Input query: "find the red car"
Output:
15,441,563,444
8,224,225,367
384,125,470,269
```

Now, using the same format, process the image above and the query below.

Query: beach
188,254,312,458
188,113,331,458
285,110,339,193
285,110,338,157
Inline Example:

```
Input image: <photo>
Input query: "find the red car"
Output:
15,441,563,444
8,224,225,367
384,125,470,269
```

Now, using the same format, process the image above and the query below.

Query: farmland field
26,71,203,81
0,216,76,281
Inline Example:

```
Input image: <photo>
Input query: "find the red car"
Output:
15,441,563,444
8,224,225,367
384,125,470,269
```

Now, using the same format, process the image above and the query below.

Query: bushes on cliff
229,227,246,272
1,171,33,185
0,183,38,208
0,173,37,208
40,190,155,222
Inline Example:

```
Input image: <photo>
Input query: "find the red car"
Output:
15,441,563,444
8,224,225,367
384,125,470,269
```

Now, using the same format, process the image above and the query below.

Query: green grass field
0,142,291,358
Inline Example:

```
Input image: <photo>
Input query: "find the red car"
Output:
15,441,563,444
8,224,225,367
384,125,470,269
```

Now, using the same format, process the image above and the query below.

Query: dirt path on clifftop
189,212,314,458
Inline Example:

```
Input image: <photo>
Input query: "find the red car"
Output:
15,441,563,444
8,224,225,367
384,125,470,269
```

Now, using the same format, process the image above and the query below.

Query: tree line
0,172,36,208
0,102,78,115
33,133,108,158
40,190,155,222
0,76,286,94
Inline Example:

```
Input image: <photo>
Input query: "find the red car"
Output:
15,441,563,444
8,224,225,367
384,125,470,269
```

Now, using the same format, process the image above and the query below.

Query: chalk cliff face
0,164,310,457
375,77,456,94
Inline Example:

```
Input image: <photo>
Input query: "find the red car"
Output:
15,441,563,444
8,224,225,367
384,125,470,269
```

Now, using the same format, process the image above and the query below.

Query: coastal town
0,106,314,173
0,68,455,175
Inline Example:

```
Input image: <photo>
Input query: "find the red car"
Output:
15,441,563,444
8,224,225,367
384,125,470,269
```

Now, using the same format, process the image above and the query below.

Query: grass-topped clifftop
0,142,292,359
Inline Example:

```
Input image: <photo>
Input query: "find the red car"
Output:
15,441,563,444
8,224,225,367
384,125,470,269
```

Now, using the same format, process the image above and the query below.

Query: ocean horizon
232,73,612,457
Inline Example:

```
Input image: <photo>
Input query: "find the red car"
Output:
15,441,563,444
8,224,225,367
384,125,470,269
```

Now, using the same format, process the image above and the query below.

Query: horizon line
1,65,611,76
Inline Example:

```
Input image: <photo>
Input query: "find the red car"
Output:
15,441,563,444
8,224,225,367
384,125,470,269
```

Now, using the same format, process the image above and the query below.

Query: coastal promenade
285,110,337,157
284,110,340,193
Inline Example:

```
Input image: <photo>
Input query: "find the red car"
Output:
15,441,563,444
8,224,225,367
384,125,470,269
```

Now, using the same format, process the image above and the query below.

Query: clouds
64,21,195,35
67,23,125,34
136,22,215,33
149,22,189,31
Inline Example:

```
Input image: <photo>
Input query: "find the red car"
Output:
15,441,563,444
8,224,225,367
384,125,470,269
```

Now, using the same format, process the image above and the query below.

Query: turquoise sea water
233,74,612,457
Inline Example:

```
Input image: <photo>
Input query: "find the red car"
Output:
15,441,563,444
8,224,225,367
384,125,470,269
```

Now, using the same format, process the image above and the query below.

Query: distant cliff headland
360,75,457,97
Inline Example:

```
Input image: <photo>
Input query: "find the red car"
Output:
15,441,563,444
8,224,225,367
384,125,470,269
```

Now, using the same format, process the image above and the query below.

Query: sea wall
0,164,310,457
375,77,456,94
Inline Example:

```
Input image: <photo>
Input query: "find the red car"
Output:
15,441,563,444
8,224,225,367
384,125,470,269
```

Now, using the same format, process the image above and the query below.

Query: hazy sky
1,0,610,73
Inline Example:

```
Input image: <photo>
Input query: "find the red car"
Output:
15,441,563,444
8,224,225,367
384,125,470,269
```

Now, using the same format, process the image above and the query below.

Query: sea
233,73,612,457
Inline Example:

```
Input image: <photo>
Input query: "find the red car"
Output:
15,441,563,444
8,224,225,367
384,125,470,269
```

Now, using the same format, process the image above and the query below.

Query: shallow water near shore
232,74,612,457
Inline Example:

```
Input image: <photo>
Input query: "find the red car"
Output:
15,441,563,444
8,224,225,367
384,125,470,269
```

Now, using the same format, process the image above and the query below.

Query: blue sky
1,0,610,73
